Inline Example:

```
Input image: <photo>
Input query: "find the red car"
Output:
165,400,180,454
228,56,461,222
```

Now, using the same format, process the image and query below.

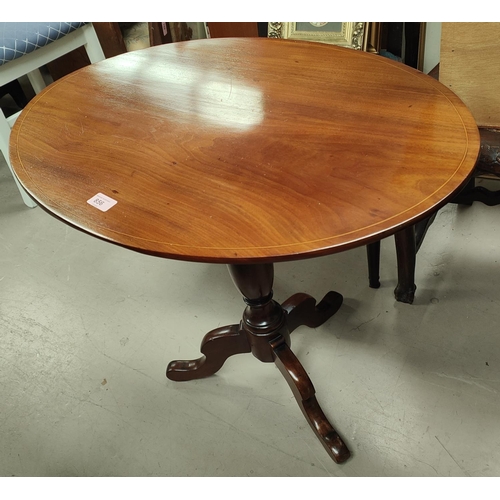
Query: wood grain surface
10,38,480,263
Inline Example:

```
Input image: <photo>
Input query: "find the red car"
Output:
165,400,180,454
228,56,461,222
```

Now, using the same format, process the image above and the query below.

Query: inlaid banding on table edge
10,38,480,262
9,169,476,258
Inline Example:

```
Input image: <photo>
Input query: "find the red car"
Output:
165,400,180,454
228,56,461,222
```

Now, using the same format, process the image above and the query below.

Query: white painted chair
0,22,105,208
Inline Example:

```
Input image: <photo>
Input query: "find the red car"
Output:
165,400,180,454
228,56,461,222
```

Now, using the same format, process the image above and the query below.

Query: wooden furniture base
167,263,350,463
366,214,436,304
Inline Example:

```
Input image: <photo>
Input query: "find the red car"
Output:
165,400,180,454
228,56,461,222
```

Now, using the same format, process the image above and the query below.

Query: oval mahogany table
10,38,480,463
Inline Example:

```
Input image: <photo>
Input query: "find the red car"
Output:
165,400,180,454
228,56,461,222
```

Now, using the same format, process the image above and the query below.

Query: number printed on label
87,193,117,212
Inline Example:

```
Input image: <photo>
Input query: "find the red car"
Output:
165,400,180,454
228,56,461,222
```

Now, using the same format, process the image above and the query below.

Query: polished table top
10,38,480,262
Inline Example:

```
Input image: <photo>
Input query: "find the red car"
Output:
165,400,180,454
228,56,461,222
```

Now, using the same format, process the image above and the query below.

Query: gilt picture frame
268,22,366,50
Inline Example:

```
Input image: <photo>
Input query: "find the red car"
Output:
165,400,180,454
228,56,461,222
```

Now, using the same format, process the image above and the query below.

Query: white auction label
87,193,117,212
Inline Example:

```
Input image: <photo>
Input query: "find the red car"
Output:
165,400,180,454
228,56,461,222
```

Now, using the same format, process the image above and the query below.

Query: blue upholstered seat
0,22,87,66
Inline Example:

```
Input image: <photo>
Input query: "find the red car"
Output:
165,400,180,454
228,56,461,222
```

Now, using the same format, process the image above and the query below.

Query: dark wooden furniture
206,22,259,38
366,215,436,303
9,38,479,463
451,128,500,205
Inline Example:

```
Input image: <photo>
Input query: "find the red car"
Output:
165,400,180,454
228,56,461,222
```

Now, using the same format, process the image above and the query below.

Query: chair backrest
439,22,500,128
0,22,87,67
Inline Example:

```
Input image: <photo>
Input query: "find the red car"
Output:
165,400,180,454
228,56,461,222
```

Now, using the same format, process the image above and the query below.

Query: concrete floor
1,150,500,477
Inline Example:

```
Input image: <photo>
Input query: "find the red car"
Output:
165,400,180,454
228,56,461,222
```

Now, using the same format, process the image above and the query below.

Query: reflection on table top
10,38,480,263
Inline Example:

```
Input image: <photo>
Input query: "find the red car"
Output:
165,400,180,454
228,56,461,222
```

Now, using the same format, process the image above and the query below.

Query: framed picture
268,22,366,50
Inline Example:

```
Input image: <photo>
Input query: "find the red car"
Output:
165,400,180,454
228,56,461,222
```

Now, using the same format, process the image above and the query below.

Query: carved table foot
272,337,350,463
282,291,343,332
166,263,350,463
167,324,250,381
394,283,417,304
